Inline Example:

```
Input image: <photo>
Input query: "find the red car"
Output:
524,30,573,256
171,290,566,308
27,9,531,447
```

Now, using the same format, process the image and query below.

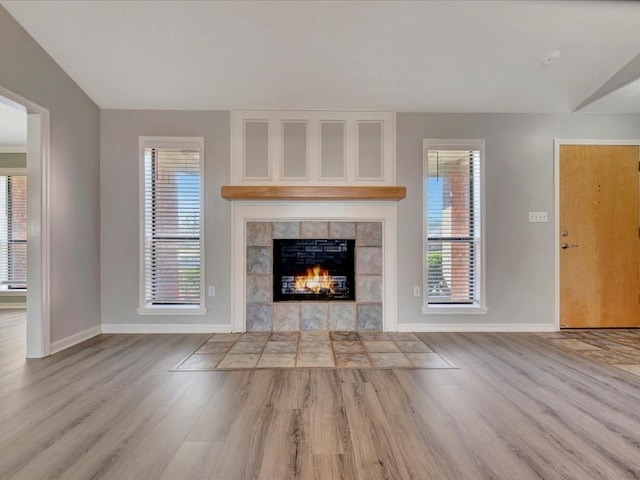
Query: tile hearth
173,331,456,371
538,329,640,376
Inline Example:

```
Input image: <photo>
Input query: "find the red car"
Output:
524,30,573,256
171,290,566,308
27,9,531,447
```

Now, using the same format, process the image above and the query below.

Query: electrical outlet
413,286,421,297
208,286,215,297
528,211,548,223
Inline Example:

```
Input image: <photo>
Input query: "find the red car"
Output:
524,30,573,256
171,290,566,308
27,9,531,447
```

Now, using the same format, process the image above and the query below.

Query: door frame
0,85,51,357
554,139,640,330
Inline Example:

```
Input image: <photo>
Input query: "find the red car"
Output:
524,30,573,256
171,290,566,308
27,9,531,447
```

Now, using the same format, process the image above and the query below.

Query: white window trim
137,136,207,315
422,139,487,315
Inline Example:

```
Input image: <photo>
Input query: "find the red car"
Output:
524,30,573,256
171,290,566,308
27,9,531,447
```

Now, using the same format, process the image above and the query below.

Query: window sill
0,290,26,297
137,306,207,316
422,305,488,315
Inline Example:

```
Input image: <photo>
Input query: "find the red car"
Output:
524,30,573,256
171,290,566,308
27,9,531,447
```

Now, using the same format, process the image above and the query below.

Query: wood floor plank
97,403,204,480
311,454,359,480
341,382,414,480
2,375,166,479
158,441,213,480
256,408,312,480
46,406,169,480
185,371,251,442
2,313,640,479
310,409,348,455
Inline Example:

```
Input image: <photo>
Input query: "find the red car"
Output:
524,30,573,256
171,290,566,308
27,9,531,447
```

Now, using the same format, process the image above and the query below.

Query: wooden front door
559,144,640,328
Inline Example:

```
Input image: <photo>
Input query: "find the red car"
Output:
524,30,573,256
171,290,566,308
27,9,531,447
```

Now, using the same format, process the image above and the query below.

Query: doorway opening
0,86,50,358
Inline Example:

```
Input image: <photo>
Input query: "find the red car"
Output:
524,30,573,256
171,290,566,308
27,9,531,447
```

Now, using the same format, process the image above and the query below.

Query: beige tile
300,331,330,342
257,353,296,368
388,332,420,342
577,338,636,350
298,341,332,354
331,331,359,341
239,332,270,342
394,341,433,353
406,353,454,369
612,364,640,375
228,341,266,354
536,332,568,339
335,353,371,368
269,331,300,341
609,338,640,347
177,353,225,370
550,339,603,351
581,350,640,364
207,333,242,342
217,353,260,369
358,331,391,341
362,341,400,353
264,341,298,354
333,341,365,354
296,352,335,368
369,353,412,368
196,342,235,354
618,349,640,359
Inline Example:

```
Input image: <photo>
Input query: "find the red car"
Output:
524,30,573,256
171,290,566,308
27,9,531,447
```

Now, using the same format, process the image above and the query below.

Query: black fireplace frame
273,239,355,302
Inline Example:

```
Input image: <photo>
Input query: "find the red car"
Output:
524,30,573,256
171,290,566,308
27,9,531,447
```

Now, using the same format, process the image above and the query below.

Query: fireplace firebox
273,239,355,302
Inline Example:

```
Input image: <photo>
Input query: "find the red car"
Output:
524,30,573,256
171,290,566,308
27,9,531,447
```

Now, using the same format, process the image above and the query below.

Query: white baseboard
396,323,556,333
101,323,231,334
50,325,102,354
0,303,26,309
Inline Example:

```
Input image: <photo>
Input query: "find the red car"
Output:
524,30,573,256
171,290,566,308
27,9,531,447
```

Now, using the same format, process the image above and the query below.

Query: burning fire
294,266,334,294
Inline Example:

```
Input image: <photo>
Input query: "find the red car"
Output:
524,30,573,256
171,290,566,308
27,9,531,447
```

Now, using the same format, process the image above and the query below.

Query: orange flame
294,266,334,294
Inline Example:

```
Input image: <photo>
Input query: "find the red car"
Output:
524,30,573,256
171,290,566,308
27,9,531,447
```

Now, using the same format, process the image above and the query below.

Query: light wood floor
2,311,640,479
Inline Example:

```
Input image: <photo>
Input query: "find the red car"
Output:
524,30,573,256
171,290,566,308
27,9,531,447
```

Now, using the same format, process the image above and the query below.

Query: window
423,140,486,314
0,173,27,292
138,137,205,314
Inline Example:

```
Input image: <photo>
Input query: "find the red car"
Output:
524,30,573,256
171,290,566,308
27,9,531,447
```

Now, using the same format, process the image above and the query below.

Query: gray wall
100,110,230,325
397,113,640,328
100,110,640,330
0,6,101,341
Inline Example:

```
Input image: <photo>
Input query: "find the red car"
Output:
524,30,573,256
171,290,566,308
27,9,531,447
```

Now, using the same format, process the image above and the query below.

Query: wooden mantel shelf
221,185,407,201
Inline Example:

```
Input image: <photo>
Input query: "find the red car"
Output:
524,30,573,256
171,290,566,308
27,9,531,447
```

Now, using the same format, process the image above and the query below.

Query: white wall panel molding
231,110,395,185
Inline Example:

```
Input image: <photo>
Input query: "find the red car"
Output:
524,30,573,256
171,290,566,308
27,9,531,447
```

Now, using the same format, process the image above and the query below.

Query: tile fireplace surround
230,202,398,332
246,220,382,332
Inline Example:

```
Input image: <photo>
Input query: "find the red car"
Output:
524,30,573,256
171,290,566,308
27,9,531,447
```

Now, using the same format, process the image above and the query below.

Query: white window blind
424,144,483,308
141,141,204,309
0,175,27,290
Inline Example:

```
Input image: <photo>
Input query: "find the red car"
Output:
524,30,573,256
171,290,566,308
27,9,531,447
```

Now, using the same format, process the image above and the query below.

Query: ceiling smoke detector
542,49,562,65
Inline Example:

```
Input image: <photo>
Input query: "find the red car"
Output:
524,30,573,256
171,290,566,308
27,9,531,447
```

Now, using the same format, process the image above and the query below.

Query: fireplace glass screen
273,239,355,302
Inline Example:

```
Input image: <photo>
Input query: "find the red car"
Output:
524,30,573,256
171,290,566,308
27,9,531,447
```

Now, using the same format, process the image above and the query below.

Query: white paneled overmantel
231,110,395,185
227,110,401,332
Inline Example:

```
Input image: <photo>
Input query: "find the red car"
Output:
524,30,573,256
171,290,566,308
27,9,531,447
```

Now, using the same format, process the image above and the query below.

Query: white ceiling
581,78,640,114
2,0,640,113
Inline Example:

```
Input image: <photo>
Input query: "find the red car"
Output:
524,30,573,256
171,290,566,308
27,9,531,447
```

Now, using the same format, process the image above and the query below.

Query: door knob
561,243,579,249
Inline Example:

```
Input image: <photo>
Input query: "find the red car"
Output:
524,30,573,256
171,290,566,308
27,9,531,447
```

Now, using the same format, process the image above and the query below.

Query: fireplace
234,211,396,333
273,239,355,302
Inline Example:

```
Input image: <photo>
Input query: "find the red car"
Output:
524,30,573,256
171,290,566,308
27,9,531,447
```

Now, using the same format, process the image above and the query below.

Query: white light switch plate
528,211,548,223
